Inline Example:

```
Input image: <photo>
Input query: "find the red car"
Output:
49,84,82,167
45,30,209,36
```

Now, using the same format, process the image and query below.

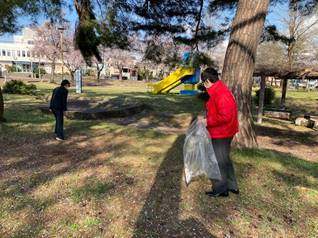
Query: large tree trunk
96,64,101,82
97,71,101,82
280,78,288,109
96,63,104,82
0,87,6,122
221,0,270,148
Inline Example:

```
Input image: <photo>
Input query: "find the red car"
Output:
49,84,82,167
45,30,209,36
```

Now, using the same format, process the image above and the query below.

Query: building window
7,50,11,57
22,51,26,57
2,50,6,56
17,51,21,57
27,40,34,45
22,64,31,72
27,51,30,57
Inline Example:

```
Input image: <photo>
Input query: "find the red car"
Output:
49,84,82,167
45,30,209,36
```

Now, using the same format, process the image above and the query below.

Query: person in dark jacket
199,68,239,197
50,79,70,141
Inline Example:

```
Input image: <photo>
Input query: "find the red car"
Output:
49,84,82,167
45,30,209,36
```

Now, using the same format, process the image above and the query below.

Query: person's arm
49,88,56,109
206,95,233,127
62,89,68,111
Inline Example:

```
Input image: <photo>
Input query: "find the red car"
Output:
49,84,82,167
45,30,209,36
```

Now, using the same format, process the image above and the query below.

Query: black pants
52,109,64,139
211,138,238,193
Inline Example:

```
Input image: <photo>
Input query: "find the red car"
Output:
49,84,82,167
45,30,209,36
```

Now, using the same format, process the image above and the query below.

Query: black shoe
205,191,229,197
229,189,240,194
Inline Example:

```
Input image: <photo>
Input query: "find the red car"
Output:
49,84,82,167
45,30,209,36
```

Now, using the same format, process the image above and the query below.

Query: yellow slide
148,66,195,94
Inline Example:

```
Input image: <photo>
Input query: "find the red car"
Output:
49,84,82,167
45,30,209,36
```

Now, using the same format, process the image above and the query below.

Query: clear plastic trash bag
183,119,221,185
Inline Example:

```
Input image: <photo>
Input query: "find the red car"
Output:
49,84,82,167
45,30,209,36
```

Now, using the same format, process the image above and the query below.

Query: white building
0,28,62,77
0,27,162,81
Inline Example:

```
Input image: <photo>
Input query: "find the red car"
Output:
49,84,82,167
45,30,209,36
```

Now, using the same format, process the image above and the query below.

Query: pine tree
0,0,66,122
72,0,317,147
209,0,317,147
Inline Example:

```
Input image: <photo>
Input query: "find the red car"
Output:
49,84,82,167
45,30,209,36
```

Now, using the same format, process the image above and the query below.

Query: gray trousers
211,138,238,193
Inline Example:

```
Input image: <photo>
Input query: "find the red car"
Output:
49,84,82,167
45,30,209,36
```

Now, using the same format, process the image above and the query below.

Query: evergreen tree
209,0,317,147
0,0,67,122
72,0,317,147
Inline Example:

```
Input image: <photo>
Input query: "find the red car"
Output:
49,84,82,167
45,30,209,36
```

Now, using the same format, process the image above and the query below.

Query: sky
0,2,78,42
0,1,291,43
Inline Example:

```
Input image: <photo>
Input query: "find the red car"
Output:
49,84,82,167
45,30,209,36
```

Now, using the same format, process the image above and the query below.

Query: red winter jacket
206,80,239,139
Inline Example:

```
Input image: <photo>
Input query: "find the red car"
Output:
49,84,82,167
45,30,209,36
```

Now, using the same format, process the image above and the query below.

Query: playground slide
149,67,195,94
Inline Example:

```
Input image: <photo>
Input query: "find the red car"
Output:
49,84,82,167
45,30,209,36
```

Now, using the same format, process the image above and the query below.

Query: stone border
39,103,151,120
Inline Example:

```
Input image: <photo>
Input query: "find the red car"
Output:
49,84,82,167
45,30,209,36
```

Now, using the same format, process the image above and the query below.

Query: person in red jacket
200,67,239,197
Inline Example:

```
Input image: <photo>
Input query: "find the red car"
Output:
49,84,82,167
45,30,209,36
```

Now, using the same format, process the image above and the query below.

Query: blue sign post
75,69,82,94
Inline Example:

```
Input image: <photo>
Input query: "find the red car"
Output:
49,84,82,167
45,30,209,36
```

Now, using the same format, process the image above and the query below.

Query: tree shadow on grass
133,135,216,238
71,91,204,115
237,148,318,180
190,148,318,237
0,119,143,237
236,148,318,226
255,124,318,147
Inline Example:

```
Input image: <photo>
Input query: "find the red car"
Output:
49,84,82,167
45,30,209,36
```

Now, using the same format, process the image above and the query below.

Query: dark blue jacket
50,86,68,111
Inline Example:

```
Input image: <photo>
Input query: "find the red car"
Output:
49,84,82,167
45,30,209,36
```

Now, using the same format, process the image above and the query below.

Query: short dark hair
61,79,70,87
201,68,219,83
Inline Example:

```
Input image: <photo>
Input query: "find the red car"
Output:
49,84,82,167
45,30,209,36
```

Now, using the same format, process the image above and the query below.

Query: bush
3,80,37,95
33,67,47,78
255,87,275,106
85,69,96,77
33,67,47,75
5,65,20,73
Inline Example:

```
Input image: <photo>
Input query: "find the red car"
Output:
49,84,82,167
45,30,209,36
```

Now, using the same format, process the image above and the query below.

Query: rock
295,115,318,129
264,109,292,120
295,117,310,127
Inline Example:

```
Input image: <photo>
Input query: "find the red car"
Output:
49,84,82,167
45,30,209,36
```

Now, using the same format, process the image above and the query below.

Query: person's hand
203,80,213,89
197,116,207,126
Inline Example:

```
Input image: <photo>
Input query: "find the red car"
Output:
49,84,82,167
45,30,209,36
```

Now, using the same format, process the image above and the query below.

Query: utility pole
58,27,65,80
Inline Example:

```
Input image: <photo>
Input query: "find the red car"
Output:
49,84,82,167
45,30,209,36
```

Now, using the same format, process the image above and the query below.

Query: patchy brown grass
0,81,317,237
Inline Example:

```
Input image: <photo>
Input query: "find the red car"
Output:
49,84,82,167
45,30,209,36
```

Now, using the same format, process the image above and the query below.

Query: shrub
255,87,275,106
33,67,46,75
85,69,96,77
3,80,37,95
33,67,47,78
5,65,20,73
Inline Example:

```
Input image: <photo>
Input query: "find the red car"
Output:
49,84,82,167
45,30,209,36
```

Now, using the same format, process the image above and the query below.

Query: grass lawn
0,81,317,238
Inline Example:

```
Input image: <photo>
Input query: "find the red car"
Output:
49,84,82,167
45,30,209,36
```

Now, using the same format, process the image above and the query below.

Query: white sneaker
55,137,64,141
